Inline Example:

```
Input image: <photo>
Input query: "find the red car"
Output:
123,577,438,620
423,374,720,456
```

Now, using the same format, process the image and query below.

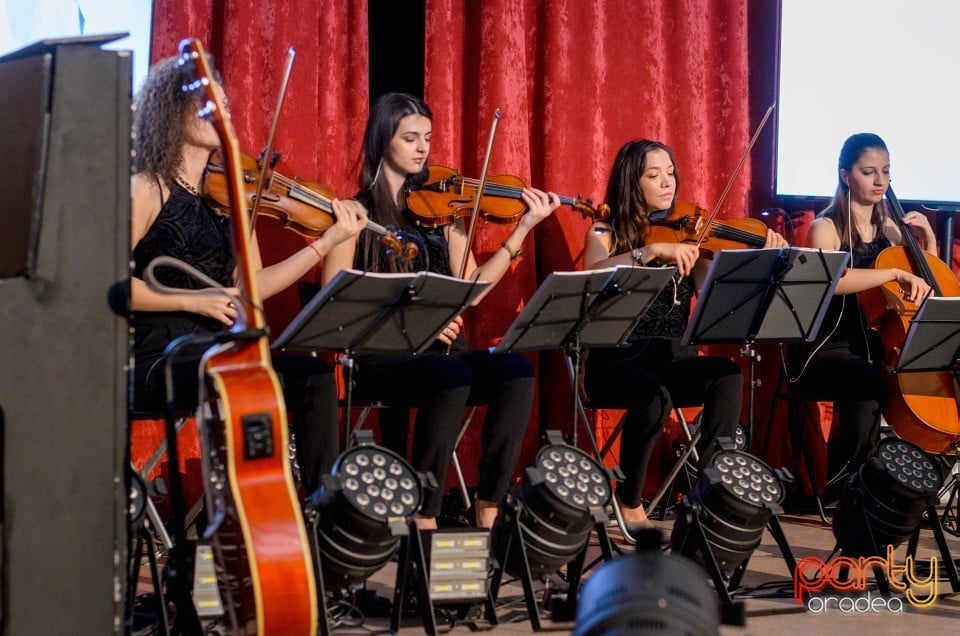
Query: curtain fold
149,0,786,493
151,0,368,330
425,0,753,484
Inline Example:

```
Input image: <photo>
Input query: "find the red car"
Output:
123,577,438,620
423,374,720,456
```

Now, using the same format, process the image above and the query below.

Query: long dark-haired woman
794,132,932,490
130,55,366,494
321,92,560,529
582,139,786,531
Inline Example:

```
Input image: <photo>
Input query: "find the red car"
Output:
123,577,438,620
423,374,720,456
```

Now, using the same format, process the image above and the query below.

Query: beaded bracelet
501,241,523,260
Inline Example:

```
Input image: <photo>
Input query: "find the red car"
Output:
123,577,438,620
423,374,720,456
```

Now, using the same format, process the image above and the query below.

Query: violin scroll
572,197,610,221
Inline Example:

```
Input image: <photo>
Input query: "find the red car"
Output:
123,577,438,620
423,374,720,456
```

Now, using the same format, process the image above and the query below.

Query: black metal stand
670,496,798,625
274,269,489,451
487,498,614,632
495,266,673,543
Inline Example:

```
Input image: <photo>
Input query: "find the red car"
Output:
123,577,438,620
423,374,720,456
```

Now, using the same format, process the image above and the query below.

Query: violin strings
705,220,766,245
458,177,575,205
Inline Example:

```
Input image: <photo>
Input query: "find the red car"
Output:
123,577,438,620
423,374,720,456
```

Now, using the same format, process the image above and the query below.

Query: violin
645,200,769,257
203,150,418,260
404,164,608,227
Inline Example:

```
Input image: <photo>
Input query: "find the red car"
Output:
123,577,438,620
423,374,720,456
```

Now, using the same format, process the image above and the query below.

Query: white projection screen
0,0,153,93
775,0,960,205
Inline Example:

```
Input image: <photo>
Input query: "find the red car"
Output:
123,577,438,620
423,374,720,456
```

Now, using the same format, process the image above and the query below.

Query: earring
368,158,383,190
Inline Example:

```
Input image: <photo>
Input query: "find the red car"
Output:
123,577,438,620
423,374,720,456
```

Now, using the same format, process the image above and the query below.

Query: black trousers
584,339,743,508
353,349,535,517
133,348,339,495
790,341,884,481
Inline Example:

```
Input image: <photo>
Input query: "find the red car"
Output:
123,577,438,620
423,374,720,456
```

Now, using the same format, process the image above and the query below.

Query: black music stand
273,269,487,633
489,266,671,626
273,268,489,442
896,297,960,546
684,247,849,519
495,264,675,447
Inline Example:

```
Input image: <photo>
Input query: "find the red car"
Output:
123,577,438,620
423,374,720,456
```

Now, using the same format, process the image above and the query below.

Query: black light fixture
489,431,615,630
305,433,422,589
832,437,942,558
670,444,792,622
576,530,719,636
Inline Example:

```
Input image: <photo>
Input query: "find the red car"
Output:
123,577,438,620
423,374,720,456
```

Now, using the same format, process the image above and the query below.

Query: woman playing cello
794,132,934,494
582,139,787,532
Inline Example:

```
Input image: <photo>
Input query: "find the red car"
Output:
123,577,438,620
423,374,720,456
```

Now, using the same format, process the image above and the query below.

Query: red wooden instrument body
179,39,317,635
858,188,960,454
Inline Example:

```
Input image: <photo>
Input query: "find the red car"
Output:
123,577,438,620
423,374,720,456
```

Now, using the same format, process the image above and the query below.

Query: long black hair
356,92,432,272
603,139,680,256
818,132,888,253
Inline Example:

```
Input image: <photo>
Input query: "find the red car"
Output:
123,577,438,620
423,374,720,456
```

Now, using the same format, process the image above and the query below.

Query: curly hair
132,55,204,186
603,139,680,256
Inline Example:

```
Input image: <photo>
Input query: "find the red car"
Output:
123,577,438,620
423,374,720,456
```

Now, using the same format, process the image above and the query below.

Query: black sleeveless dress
131,181,233,410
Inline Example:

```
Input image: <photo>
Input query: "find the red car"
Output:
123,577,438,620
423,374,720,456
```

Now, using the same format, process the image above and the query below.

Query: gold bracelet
308,241,324,261
501,241,523,260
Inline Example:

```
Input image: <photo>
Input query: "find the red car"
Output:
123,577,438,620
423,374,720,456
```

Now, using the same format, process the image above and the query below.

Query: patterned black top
628,271,695,342
132,181,234,368
351,190,452,275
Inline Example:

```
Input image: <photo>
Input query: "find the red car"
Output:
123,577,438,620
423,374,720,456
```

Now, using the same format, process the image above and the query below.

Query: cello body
859,228,960,455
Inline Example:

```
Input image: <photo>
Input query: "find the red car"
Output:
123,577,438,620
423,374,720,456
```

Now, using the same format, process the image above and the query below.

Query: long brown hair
818,132,888,253
356,92,433,272
603,139,680,256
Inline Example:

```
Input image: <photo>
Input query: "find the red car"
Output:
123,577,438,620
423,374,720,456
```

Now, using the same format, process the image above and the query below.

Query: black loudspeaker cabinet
0,35,130,635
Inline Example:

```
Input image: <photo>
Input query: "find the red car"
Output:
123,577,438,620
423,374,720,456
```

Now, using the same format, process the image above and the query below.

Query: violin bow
693,101,776,250
249,46,297,238
457,109,501,279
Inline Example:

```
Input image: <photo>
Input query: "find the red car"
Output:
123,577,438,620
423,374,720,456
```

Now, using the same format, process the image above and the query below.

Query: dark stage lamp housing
307,441,422,588
575,531,719,636
832,437,942,558
492,437,612,579
671,448,785,575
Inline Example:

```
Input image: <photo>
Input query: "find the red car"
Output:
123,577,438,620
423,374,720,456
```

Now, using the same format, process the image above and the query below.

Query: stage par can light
575,538,719,636
671,449,785,574
492,438,612,578
832,437,942,558
308,442,422,588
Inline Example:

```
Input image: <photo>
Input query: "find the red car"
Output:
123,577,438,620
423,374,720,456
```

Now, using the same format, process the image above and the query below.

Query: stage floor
366,511,960,635
137,507,960,634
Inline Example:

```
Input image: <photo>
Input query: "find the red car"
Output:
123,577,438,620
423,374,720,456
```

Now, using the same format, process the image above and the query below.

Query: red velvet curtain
148,1,811,494
151,0,368,330
424,0,755,484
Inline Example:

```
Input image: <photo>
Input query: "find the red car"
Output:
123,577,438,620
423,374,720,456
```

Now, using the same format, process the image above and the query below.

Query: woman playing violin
582,139,787,532
130,55,366,494
793,132,933,493
321,92,561,529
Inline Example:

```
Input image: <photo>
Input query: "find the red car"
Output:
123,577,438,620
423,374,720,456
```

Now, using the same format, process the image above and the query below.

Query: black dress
790,235,889,482
131,181,340,493
583,267,743,508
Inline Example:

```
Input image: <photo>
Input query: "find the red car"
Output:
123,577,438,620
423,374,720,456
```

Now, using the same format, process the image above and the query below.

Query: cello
178,39,318,635
858,185,960,454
